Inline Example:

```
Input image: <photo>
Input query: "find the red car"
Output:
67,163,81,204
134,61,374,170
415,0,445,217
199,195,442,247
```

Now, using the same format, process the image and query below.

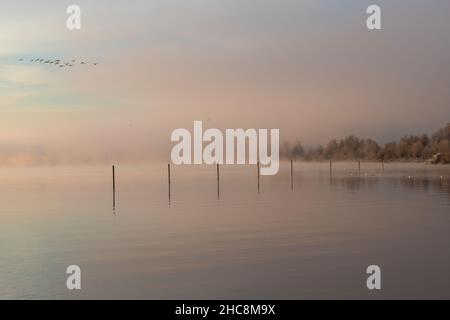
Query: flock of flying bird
19,58,98,68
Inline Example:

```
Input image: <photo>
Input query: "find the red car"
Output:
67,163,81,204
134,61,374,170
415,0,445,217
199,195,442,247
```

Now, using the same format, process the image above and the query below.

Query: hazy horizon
1,0,450,165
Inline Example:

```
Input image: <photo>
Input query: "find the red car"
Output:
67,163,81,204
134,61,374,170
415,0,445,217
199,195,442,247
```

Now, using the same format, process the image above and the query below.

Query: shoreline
0,160,449,172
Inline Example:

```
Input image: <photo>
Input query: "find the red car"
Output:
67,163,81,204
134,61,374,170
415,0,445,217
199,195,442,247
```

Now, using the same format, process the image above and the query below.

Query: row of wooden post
111,160,386,205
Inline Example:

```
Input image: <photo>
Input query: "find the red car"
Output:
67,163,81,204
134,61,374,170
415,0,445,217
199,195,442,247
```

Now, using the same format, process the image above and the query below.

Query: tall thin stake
257,161,260,194
329,159,332,177
216,163,220,199
112,165,116,208
290,159,294,191
168,163,171,203
358,160,361,175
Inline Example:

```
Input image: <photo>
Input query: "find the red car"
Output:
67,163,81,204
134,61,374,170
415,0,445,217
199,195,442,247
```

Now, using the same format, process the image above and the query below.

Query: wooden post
112,165,116,208
358,160,361,175
290,159,293,191
168,163,171,202
329,159,332,177
216,163,220,199
257,161,260,193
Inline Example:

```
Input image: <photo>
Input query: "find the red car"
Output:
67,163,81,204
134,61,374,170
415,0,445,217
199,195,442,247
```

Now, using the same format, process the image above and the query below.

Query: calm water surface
0,162,449,299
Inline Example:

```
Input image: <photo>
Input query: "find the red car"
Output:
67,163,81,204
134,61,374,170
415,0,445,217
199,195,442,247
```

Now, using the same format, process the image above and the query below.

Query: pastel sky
1,0,450,165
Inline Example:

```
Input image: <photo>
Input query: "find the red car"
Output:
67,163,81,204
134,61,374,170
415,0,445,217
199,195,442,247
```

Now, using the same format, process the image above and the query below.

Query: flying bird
18,56,100,70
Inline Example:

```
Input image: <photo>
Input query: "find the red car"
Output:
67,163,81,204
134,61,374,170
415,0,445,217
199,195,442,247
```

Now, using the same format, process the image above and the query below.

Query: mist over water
0,162,449,299
2,1,450,166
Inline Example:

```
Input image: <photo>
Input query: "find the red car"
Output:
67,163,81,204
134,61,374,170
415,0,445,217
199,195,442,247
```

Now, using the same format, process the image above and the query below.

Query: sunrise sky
1,0,450,165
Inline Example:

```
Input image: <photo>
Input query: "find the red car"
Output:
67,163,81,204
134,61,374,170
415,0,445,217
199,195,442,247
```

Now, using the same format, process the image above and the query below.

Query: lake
0,162,449,299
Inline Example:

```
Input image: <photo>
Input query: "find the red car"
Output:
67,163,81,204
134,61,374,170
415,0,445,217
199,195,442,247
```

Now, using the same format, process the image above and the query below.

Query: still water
0,162,449,299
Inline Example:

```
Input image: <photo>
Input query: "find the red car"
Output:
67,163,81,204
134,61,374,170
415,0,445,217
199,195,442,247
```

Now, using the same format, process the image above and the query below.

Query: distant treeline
282,123,450,163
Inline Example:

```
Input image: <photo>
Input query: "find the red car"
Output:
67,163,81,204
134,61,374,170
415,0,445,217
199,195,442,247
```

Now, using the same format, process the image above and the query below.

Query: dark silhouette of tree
291,141,305,159
281,123,450,163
